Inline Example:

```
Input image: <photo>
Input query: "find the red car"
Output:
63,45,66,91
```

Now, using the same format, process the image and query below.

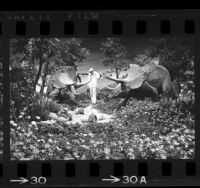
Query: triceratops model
102,63,176,106
45,66,90,103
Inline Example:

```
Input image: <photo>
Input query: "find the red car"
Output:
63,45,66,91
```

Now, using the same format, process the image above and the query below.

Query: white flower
20,112,25,115
13,123,17,127
189,149,194,153
31,121,37,125
80,145,90,150
88,133,94,137
27,116,31,119
35,116,40,120
104,147,110,154
118,141,123,145
23,107,28,111
50,119,56,123
56,146,62,151
19,115,23,119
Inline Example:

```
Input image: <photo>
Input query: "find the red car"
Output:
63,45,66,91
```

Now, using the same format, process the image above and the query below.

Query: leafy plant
11,96,195,160
29,95,60,120
100,38,128,78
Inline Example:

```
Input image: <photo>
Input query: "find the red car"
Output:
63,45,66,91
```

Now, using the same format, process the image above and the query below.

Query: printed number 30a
30,176,46,184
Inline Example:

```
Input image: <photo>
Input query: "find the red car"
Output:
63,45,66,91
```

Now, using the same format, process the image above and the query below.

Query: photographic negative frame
0,10,199,187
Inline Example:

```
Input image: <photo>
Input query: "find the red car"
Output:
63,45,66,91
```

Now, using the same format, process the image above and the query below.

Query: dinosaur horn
52,78,78,88
101,74,125,83
75,79,91,87
105,83,121,90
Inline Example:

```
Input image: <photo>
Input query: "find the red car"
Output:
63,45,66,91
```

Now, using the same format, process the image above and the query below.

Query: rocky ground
46,103,114,125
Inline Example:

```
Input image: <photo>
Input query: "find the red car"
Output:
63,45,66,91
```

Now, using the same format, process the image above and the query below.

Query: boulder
57,116,68,122
73,119,83,124
40,119,57,124
75,107,84,114
79,115,90,122
66,113,73,121
58,112,72,120
62,107,69,111
49,112,58,120
95,113,104,120
84,105,99,116
67,110,76,121
88,114,97,123
67,110,74,115
103,114,113,119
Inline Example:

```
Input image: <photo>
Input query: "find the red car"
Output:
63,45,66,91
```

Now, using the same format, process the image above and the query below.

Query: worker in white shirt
87,68,101,104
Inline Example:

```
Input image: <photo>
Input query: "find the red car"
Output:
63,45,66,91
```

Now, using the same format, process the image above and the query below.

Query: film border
0,10,199,187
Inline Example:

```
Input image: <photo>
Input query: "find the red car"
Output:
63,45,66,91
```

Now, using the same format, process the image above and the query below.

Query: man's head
89,68,94,73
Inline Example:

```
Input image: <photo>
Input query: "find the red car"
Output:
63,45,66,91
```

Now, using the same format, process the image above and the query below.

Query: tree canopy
100,38,128,78
133,37,194,81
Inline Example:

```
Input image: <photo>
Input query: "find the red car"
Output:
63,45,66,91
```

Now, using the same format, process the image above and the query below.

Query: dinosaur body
37,66,90,104
102,63,175,106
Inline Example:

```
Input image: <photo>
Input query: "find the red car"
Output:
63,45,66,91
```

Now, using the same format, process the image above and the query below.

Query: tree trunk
40,61,50,94
33,40,43,92
115,67,119,79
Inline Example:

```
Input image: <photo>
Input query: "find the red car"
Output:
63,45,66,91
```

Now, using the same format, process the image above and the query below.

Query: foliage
10,38,90,117
133,54,152,66
11,97,194,160
10,38,89,91
52,38,90,69
133,38,194,81
29,95,61,121
10,71,34,117
151,38,193,80
101,38,128,78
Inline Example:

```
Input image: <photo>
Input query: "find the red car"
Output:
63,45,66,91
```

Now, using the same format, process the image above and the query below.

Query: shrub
76,92,89,102
29,95,60,120
11,96,195,160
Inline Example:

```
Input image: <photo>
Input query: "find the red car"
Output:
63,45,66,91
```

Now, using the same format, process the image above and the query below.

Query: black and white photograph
10,38,195,160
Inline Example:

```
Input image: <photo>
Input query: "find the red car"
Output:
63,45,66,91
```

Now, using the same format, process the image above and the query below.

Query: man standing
87,68,101,104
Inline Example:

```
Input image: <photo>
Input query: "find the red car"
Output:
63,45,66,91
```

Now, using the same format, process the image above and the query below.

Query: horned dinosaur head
102,64,144,90
51,66,91,89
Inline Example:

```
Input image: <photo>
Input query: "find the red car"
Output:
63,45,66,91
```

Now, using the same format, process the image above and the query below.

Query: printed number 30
30,176,47,184
122,176,138,184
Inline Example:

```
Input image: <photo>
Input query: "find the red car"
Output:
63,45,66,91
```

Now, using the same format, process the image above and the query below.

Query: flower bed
10,98,195,160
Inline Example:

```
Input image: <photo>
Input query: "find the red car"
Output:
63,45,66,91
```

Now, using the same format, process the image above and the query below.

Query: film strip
0,10,199,187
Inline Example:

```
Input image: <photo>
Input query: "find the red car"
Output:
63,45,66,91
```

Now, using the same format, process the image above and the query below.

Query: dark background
0,0,198,11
